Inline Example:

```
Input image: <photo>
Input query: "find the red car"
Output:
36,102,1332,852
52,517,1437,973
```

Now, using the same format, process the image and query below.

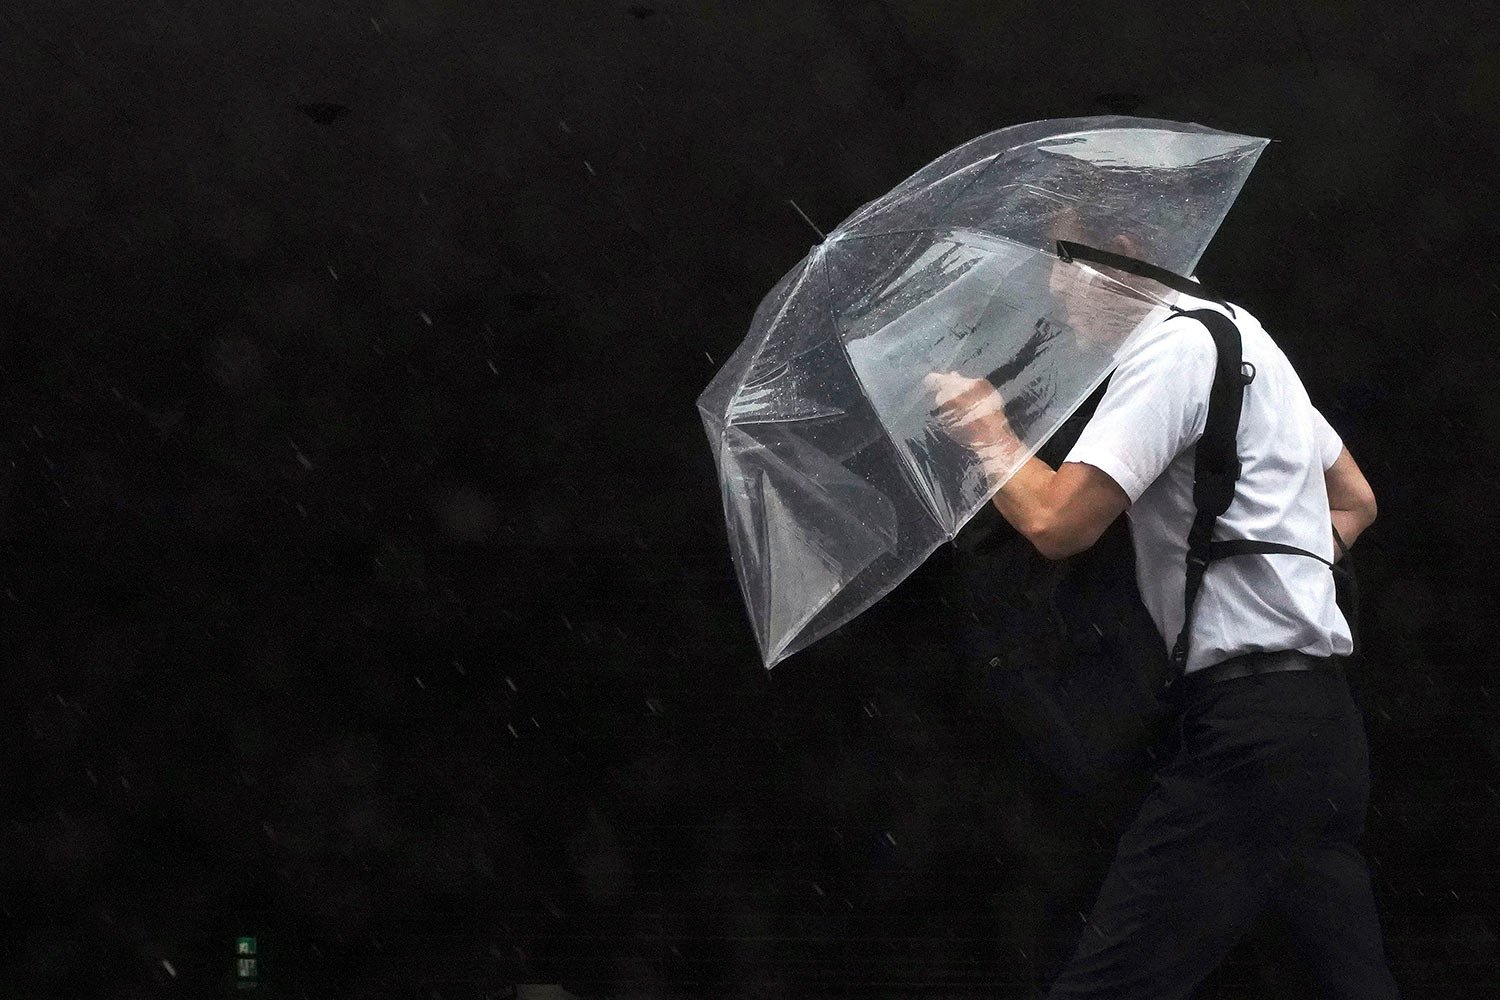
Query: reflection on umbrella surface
699,117,1268,668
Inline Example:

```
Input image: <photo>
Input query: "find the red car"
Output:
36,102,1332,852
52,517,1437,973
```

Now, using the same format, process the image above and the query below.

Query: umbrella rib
717,257,820,453
816,247,947,532
831,226,1057,268
828,143,1002,246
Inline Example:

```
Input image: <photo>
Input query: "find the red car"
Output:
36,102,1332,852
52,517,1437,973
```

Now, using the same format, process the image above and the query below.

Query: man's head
1042,203,1163,347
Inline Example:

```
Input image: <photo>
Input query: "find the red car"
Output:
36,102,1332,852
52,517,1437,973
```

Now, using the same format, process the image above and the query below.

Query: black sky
2,1,1498,997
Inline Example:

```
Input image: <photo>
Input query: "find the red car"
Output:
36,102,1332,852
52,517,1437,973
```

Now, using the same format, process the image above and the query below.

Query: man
928,246,1399,998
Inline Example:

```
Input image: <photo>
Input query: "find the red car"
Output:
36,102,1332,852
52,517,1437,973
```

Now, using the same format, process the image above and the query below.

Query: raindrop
288,438,313,470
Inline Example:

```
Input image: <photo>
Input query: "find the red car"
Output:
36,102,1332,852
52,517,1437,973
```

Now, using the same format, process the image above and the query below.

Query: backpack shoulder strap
1168,307,1255,678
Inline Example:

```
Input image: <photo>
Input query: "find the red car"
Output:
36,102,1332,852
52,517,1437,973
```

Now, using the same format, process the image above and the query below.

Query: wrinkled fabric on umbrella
698,116,1268,669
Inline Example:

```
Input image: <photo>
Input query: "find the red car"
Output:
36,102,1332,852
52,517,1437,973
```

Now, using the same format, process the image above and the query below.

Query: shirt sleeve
1310,405,1344,471
1062,317,1218,504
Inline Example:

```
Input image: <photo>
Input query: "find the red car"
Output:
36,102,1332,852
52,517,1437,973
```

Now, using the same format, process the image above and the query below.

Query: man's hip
1183,648,1344,687
1164,653,1371,838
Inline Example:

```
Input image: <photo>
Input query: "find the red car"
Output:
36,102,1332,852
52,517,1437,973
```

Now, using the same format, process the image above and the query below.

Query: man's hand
924,371,1023,477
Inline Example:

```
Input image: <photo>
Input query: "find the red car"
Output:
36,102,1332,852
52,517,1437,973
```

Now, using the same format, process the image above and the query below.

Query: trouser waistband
1181,649,1342,688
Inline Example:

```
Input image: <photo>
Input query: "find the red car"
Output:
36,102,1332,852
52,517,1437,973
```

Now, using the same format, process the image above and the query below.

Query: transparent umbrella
697,116,1268,669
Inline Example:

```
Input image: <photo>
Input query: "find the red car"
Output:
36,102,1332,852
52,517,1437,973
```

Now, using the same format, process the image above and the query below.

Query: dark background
3,1,1498,997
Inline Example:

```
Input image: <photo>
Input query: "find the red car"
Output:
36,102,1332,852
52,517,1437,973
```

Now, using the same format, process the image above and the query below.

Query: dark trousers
1046,662,1399,999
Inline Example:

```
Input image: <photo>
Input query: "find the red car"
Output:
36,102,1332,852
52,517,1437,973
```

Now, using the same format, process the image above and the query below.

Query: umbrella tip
787,198,826,242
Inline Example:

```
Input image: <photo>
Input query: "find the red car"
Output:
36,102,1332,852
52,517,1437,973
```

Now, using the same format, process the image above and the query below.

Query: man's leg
1273,677,1400,999
1045,671,1356,1000
1043,756,1286,999
1275,842,1400,999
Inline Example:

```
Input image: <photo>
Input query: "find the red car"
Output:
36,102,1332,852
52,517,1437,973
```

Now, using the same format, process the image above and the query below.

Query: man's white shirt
1063,291,1354,674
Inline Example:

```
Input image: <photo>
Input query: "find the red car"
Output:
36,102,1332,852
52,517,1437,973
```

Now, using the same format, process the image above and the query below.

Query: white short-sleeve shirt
1063,291,1354,674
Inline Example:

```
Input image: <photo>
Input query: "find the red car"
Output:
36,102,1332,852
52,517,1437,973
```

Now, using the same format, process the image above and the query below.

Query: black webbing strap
1055,240,1235,316
1200,531,1362,662
1168,307,1254,678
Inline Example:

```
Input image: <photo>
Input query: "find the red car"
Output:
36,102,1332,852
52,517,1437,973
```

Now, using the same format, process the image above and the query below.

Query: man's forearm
988,455,1060,555
986,453,1132,560
1330,507,1373,561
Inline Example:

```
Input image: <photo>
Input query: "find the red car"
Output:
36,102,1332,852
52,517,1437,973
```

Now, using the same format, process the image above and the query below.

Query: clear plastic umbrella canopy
698,116,1268,669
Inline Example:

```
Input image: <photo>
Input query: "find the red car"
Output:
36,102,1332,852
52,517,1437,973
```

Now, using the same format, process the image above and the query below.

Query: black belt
1181,649,1341,687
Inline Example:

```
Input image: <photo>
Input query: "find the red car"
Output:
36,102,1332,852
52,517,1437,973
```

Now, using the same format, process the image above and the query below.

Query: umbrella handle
1055,240,1235,316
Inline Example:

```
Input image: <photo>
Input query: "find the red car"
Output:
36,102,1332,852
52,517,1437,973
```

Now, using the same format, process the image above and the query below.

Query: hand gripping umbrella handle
1055,240,1235,315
